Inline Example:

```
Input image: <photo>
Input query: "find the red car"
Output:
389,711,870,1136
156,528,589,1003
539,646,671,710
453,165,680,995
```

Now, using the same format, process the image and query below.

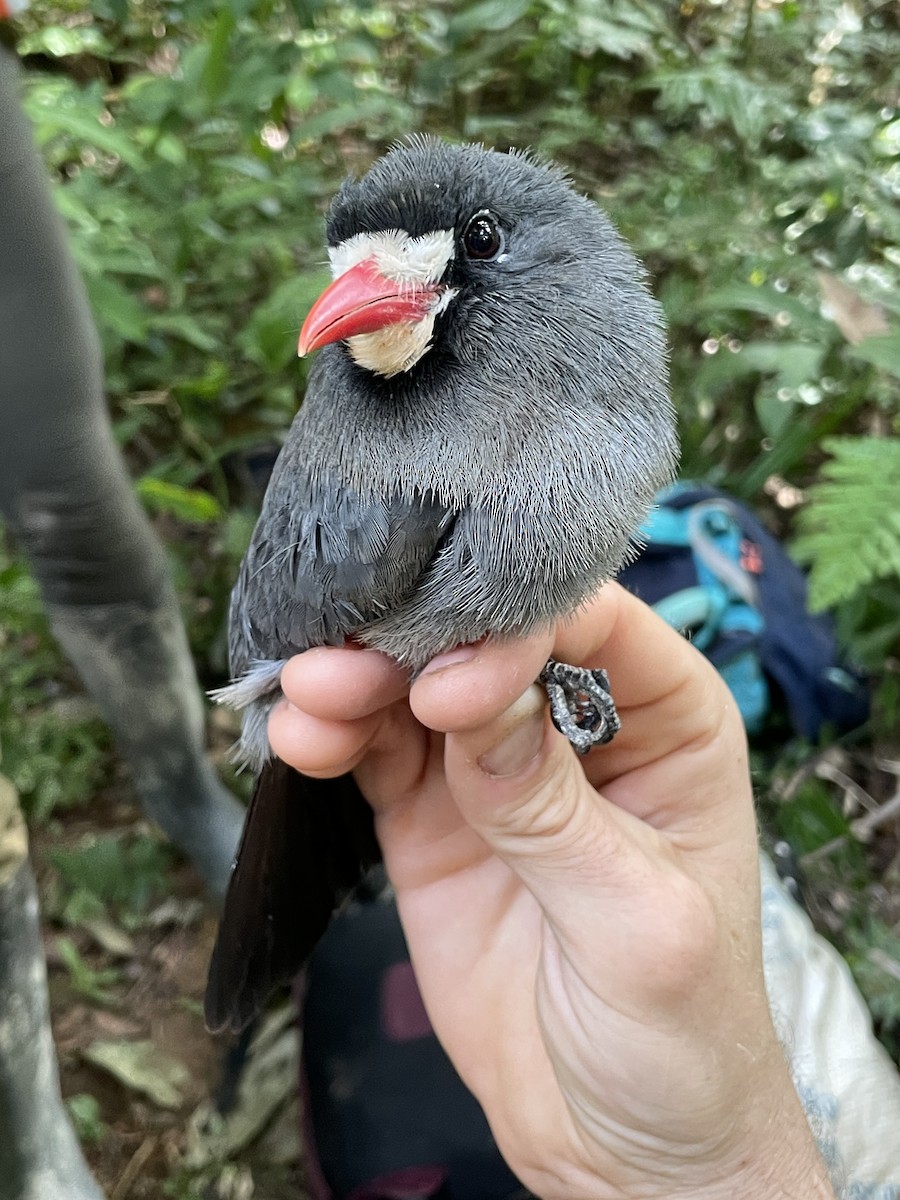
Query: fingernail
478,687,546,778
419,644,479,676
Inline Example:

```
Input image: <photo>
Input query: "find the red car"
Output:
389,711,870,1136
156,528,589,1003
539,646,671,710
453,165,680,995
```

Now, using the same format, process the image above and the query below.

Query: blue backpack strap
624,484,868,741
628,487,770,731
707,500,869,740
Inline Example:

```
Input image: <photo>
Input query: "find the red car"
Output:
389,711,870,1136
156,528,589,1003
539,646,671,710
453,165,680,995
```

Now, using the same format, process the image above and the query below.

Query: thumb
444,686,678,963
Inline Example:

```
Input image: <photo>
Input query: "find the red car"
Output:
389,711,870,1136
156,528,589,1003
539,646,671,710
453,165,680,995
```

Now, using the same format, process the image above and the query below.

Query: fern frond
792,436,900,611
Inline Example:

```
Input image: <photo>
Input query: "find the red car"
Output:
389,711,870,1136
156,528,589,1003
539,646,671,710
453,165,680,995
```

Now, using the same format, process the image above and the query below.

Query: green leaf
84,1039,189,1110
565,4,664,61
136,478,224,523
293,93,406,143
201,7,237,102
82,276,149,346
22,83,145,170
173,361,230,400
449,0,533,38
649,63,781,147
849,333,900,379
148,313,220,353
778,782,853,856
55,937,122,1006
17,26,112,58
793,437,900,610
241,270,332,369
66,1094,107,1145
696,340,824,389
51,834,172,915
216,155,273,182
694,340,825,437
846,919,900,1031
90,248,165,281
695,284,822,336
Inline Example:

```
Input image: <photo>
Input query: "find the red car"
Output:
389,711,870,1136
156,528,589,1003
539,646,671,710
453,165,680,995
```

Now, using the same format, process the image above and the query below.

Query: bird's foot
539,659,621,755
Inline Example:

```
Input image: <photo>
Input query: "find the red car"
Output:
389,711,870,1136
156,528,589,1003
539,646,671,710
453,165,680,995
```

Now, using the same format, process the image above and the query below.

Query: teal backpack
618,483,868,739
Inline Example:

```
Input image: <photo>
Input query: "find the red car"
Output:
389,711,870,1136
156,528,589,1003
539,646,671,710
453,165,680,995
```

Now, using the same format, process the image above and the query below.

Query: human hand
269,584,834,1200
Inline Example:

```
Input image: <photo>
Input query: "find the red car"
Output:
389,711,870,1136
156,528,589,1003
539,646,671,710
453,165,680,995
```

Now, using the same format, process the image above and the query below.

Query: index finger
410,583,740,786
553,583,714,710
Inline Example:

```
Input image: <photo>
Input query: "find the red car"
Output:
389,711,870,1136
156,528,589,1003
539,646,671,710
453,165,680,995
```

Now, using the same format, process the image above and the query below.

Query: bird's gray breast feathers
214,409,674,771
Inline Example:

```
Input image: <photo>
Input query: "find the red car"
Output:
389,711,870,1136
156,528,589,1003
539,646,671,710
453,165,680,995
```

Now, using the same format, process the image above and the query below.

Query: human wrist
680,1148,836,1200
573,1044,838,1200
518,1070,837,1200
664,1086,837,1200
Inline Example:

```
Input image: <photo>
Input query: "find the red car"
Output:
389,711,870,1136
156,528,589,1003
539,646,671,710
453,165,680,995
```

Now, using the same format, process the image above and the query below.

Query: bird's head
298,137,665,389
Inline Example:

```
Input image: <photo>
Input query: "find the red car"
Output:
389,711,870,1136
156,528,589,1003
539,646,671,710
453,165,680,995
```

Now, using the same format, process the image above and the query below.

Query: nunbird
205,137,678,1033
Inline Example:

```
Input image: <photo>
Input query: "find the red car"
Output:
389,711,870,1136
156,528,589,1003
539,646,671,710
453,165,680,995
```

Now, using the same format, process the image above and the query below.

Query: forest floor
31,715,307,1200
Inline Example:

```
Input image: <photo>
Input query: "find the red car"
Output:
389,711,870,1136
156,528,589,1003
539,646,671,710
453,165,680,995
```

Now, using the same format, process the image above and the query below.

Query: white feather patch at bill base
328,228,455,286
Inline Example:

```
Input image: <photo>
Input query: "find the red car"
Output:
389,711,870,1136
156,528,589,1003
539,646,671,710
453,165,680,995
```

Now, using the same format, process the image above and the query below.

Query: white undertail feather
209,659,287,768
209,658,286,710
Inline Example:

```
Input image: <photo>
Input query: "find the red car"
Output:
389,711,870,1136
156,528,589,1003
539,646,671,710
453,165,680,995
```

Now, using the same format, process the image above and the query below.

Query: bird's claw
539,658,621,755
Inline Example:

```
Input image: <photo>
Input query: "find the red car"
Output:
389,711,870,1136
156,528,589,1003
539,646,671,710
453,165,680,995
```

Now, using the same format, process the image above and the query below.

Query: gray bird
205,136,678,1033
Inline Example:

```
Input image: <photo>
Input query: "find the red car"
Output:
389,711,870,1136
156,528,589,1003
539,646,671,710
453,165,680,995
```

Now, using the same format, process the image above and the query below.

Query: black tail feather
204,760,379,1034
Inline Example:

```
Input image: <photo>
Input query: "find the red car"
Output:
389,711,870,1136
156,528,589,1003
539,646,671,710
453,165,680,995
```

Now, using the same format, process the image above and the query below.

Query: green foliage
774,775,864,870
845,918,900,1038
851,333,900,377
5,0,897,678
55,935,123,1004
136,476,224,524
0,542,111,822
51,832,173,921
793,436,900,610
66,1093,109,1144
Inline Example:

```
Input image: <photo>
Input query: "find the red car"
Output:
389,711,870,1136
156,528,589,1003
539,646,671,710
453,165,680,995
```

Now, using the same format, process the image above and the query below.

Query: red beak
297,260,439,357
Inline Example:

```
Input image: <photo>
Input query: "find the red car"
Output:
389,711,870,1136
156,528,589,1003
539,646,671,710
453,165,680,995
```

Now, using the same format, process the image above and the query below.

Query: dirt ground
34,776,307,1200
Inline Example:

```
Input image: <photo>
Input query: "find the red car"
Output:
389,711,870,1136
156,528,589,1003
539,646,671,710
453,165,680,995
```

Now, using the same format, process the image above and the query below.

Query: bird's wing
207,470,453,1033
228,467,454,671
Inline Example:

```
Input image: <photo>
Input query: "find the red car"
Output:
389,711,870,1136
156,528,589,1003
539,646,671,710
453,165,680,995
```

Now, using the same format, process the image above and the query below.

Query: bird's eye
462,212,504,261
